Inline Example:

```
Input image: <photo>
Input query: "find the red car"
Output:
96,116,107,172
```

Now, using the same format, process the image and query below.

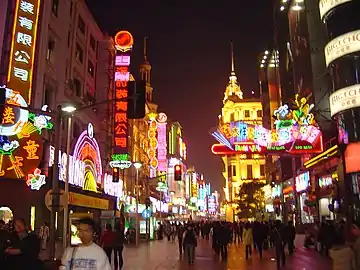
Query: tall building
218,44,266,221
320,0,360,220
0,0,121,234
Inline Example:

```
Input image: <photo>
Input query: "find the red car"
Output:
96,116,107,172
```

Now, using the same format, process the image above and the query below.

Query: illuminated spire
144,36,148,62
224,41,243,103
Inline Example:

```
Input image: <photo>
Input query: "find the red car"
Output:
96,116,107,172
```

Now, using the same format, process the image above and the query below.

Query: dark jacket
183,230,197,246
6,232,42,270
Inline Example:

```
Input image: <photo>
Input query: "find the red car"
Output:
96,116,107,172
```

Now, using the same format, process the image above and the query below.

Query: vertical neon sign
148,114,158,177
7,0,41,105
157,113,167,172
113,31,133,156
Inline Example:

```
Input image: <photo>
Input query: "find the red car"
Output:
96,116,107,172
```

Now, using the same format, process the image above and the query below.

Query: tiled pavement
119,237,331,270
43,236,332,269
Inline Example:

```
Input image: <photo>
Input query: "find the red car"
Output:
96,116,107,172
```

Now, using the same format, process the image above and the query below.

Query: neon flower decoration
26,168,46,190
72,123,102,192
211,95,323,155
28,105,53,133
0,87,51,179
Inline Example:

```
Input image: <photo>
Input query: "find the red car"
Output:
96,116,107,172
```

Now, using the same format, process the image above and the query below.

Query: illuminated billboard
113,30,133,157
211,95,323,155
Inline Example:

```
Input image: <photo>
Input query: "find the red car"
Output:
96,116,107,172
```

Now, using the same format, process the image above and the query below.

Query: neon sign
49,124,102,192
296,172,310,192
0,87,50,180
148,114,158,177
103,173,124,198
211,95,323,155
7,0,41,105
26,167,45,190
157,113,167,172
113,30,133,156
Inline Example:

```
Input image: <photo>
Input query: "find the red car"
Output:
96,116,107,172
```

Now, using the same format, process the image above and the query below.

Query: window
90,35,96,51
73,78,82,97
247,165,253,179
227,165,232,178
70,1,73,15
244,110,250,118
67,31,71,47
260,164,266,176
43,85,53,109
230,113,235,122
232,165,236,177
75,43,83,63
52,0,59,17
257,110,262,118
78,15,85,34
73,121,81,138
87,60,94,77
46,39,55,62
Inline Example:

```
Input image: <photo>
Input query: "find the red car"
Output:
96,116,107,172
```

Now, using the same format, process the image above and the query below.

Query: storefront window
299,193,314,224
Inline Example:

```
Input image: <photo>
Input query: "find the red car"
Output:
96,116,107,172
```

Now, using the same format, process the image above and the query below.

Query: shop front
282,179,296,223
296,171,316,224
317,172,339,221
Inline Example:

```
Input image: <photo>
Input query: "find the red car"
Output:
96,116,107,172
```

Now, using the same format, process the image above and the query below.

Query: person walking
114,220,125,270
183,224,197,265
100,223,115,264
272,220,286,269
285,221,296,255
177,224,185,256
39,222,49,251
60,218,111,270
218,222,231,261
243,222,253,260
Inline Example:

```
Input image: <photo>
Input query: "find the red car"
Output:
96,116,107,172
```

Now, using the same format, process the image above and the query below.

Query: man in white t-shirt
60,218,111,270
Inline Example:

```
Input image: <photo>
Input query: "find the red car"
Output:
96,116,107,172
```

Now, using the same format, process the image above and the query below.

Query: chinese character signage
8,0,41,105
113,31,133,155
157,113,167,172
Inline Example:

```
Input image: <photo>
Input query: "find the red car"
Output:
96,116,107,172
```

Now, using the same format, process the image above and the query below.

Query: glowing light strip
7,0,20,82
73,129,103,178
304,144,338,168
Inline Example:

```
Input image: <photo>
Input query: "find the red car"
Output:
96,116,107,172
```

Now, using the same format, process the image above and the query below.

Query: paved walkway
42,235,332,269
119,237,331,270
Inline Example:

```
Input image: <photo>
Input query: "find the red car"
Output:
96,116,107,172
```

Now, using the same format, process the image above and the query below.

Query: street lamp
133,162,142,246
61,104,76,252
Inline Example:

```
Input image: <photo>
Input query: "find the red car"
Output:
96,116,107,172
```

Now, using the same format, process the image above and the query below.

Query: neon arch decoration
73,123,102,192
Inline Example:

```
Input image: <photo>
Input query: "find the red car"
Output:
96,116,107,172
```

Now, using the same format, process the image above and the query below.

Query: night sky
86,0,274,192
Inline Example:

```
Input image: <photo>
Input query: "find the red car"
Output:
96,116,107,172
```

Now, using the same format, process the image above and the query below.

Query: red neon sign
113,53,130,154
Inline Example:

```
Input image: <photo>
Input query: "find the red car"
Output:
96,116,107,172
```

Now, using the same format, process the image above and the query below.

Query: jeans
114,246,124,270
220,244,228,260
185,244,195,263
103,247,112,264
256,241,263,258
245,245,252,259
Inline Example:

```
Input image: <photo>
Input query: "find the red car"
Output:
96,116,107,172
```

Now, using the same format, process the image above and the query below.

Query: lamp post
61,105,76,251
133,162,142,246
49,105,62,260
